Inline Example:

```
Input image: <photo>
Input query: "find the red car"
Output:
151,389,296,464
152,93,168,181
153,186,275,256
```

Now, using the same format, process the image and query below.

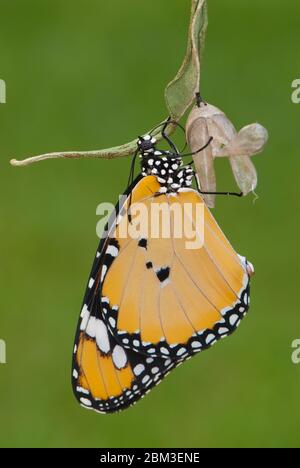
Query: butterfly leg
192,170,243,198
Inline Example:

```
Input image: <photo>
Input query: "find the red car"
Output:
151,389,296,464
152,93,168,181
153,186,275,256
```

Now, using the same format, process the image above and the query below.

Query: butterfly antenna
150,118,186,136
161,117,179,155
150,118,187,154
180,136,213,158
127,149,138,188
127,150,138,223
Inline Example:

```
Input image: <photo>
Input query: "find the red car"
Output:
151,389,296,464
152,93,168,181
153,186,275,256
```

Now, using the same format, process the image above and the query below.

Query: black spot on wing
138,238,148,249
156,267,170,283
146,262,153,270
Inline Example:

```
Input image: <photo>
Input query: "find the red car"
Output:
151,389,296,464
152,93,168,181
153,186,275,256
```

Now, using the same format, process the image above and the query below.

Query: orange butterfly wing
72,174,252,412
99,176,251,360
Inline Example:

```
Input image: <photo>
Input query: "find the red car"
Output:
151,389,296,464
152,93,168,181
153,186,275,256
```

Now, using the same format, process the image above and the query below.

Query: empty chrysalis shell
186,103,268,207
186,109,216,208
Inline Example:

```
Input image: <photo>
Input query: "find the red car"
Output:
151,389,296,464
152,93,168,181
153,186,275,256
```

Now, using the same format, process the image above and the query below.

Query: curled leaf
165,0,208,120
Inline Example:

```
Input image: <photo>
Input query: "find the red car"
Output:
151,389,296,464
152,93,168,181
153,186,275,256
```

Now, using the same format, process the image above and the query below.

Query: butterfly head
137,135,157,154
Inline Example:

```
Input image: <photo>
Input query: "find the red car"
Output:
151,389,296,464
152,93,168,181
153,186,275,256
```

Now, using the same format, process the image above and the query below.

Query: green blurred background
0,0,299,448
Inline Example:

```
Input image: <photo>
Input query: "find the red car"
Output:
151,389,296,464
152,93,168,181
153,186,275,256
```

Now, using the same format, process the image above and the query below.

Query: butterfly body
138,135,193,194
72,134,253,413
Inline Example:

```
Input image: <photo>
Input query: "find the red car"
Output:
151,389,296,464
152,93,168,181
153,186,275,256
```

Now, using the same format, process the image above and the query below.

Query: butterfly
72,123,254,413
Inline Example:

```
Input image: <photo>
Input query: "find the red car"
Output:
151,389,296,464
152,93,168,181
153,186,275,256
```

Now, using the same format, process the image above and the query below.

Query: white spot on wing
80,397,92,407
112,345,127,369
229,314,239,326
142,375,150,384
101,265,108,282
134,364,145,376
218,327,229,335
86,316,96,338
80,304,88,318
191,341,201,349
95,320,110,353
109,317,116,328
80,306,90,331
176,347,186,357
206,334,216,345
76,386,89,395
107,245,119,258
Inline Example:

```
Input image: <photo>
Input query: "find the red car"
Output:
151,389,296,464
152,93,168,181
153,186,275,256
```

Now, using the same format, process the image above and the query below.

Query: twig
10,149,131,167
10,124,176,167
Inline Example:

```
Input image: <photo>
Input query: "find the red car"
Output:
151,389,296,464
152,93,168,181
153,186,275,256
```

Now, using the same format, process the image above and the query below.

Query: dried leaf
165,0,208,120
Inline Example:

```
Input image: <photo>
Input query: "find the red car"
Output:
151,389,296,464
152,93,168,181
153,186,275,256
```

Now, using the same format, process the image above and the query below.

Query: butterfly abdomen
141,152,194,194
